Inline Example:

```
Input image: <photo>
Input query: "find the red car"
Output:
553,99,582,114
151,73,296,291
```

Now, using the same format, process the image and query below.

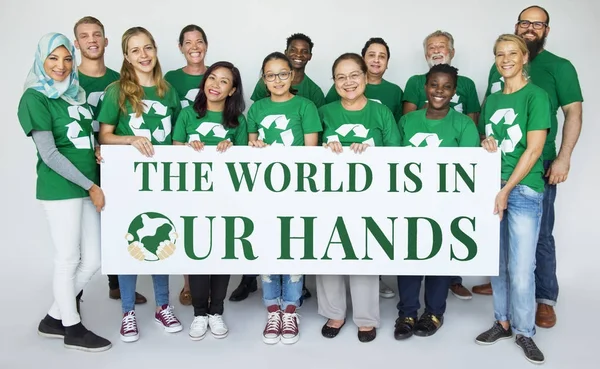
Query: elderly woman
17,32,111,352
475,34,550,365
318,53,401,343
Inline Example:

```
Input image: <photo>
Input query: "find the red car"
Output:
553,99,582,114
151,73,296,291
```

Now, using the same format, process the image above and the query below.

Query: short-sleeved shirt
17,89,98,200
484,50,584,160
164,68,204,108
173,106,248,146
325,79,404,121
319,99,401,147
398,109,480,147
247,95,322,146
250,74,326,108
97,83,180,145
78,68,120,140
480,83,551,192
403,73,481,115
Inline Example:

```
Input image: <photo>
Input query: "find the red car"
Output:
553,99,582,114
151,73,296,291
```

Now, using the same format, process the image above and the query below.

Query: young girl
172,61,247,340
17,32,111,352
98,26,182,343
394,63,479,340
247,52,322,344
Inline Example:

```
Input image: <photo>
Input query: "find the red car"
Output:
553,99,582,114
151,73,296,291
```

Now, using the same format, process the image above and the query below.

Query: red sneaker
262,305,281,344
120,310,139,342
154,305,182,333
281,305,300,344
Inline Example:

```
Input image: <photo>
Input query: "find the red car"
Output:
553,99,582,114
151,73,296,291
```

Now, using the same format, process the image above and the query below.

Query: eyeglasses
517,20,548,30
334,71,364,84
263,71,291,82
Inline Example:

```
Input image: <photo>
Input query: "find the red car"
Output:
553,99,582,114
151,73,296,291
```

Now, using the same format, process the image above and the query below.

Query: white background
0,0,598,368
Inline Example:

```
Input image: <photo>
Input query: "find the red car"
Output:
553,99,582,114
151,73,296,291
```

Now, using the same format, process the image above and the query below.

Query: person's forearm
99,131,134,145
504,147,543,192
557,107,582,161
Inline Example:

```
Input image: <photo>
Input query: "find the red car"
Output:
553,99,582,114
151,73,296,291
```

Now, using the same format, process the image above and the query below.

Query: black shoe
321,320,345,338
64,323,112,352
414,312,443,337
357,328,376,343
302,286,311,299
228,276,258,302
38,315,65,339
515,334,545,364
475,321,513,345
394,317,416,340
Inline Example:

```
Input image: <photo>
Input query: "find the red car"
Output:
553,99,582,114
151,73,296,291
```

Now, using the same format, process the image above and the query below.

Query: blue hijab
24,32,86,105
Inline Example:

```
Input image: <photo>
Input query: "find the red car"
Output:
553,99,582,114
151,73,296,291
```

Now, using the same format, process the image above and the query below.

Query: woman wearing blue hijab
17,32,111,352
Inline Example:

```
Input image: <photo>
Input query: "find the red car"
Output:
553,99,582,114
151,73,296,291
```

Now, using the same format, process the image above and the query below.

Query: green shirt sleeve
393,87,404,121
246,103,259,133
250,80,268,102
402,75,421,105
311,87,326,108
484,64,497,98
167,85,181,123
556,61,584,106
381,107,401,147
301,100,323,134
527,88,552,132
458,119,481,147
17,90,52,136
463,77,481,114
172,108,188,143
97,84,120,125
325,84,339,104
397,115,407,146
233,115,249,145
478,101,487,136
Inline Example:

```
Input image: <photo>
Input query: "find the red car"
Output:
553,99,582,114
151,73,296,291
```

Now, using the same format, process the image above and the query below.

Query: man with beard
472,6,583,330
403,30,481,301
73,16,147,306
249,33,325,108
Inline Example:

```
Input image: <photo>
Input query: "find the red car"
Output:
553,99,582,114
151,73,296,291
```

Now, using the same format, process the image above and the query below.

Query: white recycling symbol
450,94,463,113
326,123,375,146
486,108,522,154
409,133,443,147
258,115,294,146
128,100,171,143
187,122,228,143
66,106,94,149
491,76,505,94
181,88,200,108
86,91,105,133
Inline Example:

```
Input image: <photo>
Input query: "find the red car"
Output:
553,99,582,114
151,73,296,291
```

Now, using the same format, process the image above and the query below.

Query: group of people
17,4,583,366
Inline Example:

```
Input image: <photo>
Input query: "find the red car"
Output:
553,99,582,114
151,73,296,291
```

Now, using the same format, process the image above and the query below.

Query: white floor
0,271,597,369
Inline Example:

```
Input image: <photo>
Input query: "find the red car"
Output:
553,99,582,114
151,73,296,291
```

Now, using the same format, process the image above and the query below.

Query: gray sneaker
515,335,545,365
475,321,513,345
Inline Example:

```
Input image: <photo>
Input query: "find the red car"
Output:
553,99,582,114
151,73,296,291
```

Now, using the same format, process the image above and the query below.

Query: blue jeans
261,274,303,309
491,184,543,338
535,160,558,306
119,275,169,313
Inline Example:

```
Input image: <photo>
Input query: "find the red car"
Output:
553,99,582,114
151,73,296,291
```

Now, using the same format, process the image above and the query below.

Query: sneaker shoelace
265,311,281,332
282,312,299,332
518,336,539,353
191,317,208,331
122,312,137,332
487,323,506,338
209,315,226,330
159,306,180,326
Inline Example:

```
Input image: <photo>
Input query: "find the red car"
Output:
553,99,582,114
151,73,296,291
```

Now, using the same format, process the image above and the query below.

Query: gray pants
316,275,380,328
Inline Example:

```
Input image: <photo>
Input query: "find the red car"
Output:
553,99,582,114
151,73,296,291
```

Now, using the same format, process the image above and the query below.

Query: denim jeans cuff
513,326,536,338
263,298,280,308
494,313,510,322
535,298,557,306
281,300,300,310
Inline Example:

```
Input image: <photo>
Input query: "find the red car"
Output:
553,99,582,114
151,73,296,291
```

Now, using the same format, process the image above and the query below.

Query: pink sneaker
281,305,300,344
155,305,182,333
120,310,139,342
262,305,281,344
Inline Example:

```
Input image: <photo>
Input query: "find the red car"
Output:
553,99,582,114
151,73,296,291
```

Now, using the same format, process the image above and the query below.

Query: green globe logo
125,212,178,262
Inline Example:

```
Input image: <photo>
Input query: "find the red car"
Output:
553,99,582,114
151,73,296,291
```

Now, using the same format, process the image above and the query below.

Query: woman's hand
89,184,105,212
349,142,369,154
94,146,103,164
481,136,498,153
130,136,154,157
187,140,205,152
494,189,509,220
216,140,233,152
323,141,343,154
248,139,268,148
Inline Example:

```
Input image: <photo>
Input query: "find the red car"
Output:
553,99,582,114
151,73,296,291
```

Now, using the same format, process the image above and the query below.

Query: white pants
41,197,101,326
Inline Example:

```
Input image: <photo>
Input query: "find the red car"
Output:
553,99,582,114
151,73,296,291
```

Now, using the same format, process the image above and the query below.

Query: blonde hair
73,16,105,38
119,27,168,117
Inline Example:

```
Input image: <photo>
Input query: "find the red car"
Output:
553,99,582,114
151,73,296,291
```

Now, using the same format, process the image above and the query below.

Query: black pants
108,275,119,290
189,275,230,316
396,276,450,318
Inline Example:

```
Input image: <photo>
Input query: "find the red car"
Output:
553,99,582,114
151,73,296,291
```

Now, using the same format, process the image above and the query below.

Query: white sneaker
208,314,229,339
189,316,209,340
379,278,396,298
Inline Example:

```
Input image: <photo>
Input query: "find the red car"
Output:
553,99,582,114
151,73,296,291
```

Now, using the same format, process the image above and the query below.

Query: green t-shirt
484,50,584,161
398,109,480,147
78,68,120,140
403,73,481,115
250,74,326,108
325,79,404,121
480,83,551,192
247,95,322,146
172,107,248,145
97,83,180,145
164,68,204,108
17,89,98,200
319,100,401,147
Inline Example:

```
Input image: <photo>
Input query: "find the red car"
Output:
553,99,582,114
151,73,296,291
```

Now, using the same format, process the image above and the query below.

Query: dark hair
361,37,390,59
193,61,245,129
331,53,368,79
426,63,459,88
286,33,314,53
260,52,297,96
178,24,208,46
518,5,550,25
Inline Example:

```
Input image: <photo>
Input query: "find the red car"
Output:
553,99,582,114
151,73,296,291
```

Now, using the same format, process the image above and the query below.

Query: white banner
100,145,500,275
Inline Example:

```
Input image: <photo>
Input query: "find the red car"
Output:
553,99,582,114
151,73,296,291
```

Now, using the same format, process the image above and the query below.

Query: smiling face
125,33,157,75
285,39,312,70
425,71,456,110
333,59,367,102
263,58,294,98
515,7,550,44
204,67,236,104
364,43,388,77
425,35,455,67
74,23,107,61
179,30,207,66
495,40,527,80
43,46,73,82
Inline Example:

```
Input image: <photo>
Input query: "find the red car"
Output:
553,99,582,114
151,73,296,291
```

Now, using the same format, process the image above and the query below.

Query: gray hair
423,30,455,52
